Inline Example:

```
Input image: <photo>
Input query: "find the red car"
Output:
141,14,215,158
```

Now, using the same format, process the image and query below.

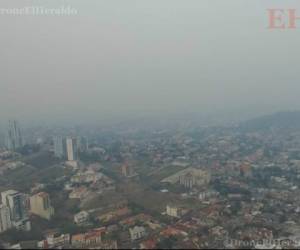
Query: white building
74,211,89,225
198,190,219,201
162,168,211,189
129,226,146,241
0,204,12,233
1,190,31,231
179,169,211,189
71,170,101,184
166,205,181,218
66,137,78,161
46,233,70,248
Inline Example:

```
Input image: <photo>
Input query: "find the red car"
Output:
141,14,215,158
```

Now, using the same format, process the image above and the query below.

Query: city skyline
1,1,300,249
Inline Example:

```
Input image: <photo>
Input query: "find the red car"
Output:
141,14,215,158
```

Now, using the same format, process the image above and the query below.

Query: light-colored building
166,205,182,218
129,226,146,241
0,204,12,233
66,137,78,161
121,164,135,177
30,183,45,194
46,233,70,248
179,172,195,189
179,169,210,189
198,190,219,201
71,170,101,184
72,228,105,248
65,160,79,169
162,168,210,189
69,187,88,200
1,190,31,231
74,211,89,225
30,192,54,220
1,190,27,222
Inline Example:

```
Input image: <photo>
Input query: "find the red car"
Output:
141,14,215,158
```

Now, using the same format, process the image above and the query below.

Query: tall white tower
66,137,78,161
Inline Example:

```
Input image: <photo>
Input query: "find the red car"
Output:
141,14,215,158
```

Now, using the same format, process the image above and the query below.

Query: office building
53,136,66,159
30,192,54,220
1,190,27,222
66,137,78,161
6,120,23,151
0,204,12,233
77,136,89,152
1,190,31,231
121,164,135,177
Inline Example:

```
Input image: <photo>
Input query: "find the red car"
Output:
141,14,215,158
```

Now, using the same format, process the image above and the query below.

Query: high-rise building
1,190,30,231
30,192,54,220
1,190,27,222
6,120,23,151
53,136,66,159
66,137,78,161
0,204,12,233
121,164,135,177
77,136,89,152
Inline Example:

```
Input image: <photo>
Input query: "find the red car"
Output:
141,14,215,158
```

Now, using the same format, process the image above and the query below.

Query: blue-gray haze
0,0,300,126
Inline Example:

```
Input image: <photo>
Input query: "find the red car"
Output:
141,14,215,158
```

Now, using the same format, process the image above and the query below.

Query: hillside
239,111,300,131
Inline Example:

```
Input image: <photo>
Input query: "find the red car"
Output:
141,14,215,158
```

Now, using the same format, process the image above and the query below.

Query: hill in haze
239,111,300,132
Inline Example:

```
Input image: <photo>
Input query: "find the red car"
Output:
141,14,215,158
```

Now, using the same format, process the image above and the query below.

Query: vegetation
157,236,178,249
23,151,59,169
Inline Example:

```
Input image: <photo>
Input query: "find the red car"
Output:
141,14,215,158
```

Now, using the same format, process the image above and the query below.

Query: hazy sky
1,0,300,125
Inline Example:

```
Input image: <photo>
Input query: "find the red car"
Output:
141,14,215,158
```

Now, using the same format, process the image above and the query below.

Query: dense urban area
1,112,300,249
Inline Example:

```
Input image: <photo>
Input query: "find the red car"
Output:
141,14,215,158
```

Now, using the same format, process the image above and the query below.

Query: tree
157,236,178,249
